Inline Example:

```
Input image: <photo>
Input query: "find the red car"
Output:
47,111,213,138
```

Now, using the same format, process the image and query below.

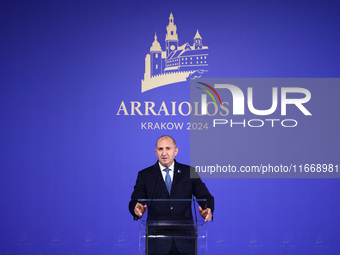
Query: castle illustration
141,13,209,92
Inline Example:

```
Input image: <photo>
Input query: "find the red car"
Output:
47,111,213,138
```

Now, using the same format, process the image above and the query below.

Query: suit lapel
152,162,170,197
171,161,180,195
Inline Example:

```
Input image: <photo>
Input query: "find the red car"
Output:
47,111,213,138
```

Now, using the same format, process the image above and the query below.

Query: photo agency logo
193,78,313,128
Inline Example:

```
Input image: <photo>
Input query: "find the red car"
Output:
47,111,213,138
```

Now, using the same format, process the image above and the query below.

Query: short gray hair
156,135,176,147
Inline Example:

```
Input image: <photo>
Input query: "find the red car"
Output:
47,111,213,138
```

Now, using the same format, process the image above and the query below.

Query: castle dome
150,34,162,52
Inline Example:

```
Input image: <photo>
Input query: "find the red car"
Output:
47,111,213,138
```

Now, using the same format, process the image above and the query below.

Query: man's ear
175,147,178,156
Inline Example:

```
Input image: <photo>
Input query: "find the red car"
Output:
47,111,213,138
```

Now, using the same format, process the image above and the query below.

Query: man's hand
199,206,212,222
134,202,147,217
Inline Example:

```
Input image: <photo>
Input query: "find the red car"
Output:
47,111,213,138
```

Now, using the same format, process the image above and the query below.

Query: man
129,135,214,255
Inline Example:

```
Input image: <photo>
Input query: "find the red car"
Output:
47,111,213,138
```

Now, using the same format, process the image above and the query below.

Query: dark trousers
149,238,195,255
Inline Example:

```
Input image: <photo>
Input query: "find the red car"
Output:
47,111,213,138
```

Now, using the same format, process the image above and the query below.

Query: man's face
155,137,178,168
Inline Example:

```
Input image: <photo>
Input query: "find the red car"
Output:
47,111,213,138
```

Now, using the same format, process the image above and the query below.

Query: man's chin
160,161,169,167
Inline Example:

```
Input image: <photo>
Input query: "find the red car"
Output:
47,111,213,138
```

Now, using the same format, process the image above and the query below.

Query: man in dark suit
129,135,214,255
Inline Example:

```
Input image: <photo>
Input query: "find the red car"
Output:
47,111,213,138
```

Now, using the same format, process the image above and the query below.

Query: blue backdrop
1,0,340,254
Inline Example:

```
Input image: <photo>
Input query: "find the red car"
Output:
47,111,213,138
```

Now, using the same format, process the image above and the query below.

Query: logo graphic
82,232,98,246
194,80,312,118
142,13,209,92
49,232,65,246
196,82,222,106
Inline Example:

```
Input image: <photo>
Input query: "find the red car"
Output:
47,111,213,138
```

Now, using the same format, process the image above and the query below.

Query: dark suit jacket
129,160,214,254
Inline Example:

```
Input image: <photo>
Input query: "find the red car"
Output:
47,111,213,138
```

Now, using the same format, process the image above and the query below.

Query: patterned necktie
164,168,171,194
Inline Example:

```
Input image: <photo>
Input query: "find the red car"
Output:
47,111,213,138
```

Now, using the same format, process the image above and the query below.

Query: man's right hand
134,202,147,217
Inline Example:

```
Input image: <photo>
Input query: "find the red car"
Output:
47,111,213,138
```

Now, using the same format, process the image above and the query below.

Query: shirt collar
158,161,175,172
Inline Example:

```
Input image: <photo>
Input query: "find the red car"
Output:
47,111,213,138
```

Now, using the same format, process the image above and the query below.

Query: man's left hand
199,206,212,222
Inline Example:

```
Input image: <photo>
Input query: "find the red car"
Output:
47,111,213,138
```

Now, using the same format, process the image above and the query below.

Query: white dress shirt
159,162,174,182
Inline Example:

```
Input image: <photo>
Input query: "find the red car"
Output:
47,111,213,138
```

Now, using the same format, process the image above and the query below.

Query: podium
137,199,208,255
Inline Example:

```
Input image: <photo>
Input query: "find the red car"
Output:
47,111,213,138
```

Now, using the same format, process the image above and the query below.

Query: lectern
137,199,208,255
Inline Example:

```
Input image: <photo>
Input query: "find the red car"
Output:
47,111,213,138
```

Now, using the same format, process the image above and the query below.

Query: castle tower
193,30,203,50
165,13,179,57
144,54,151,80
150,33,162,77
